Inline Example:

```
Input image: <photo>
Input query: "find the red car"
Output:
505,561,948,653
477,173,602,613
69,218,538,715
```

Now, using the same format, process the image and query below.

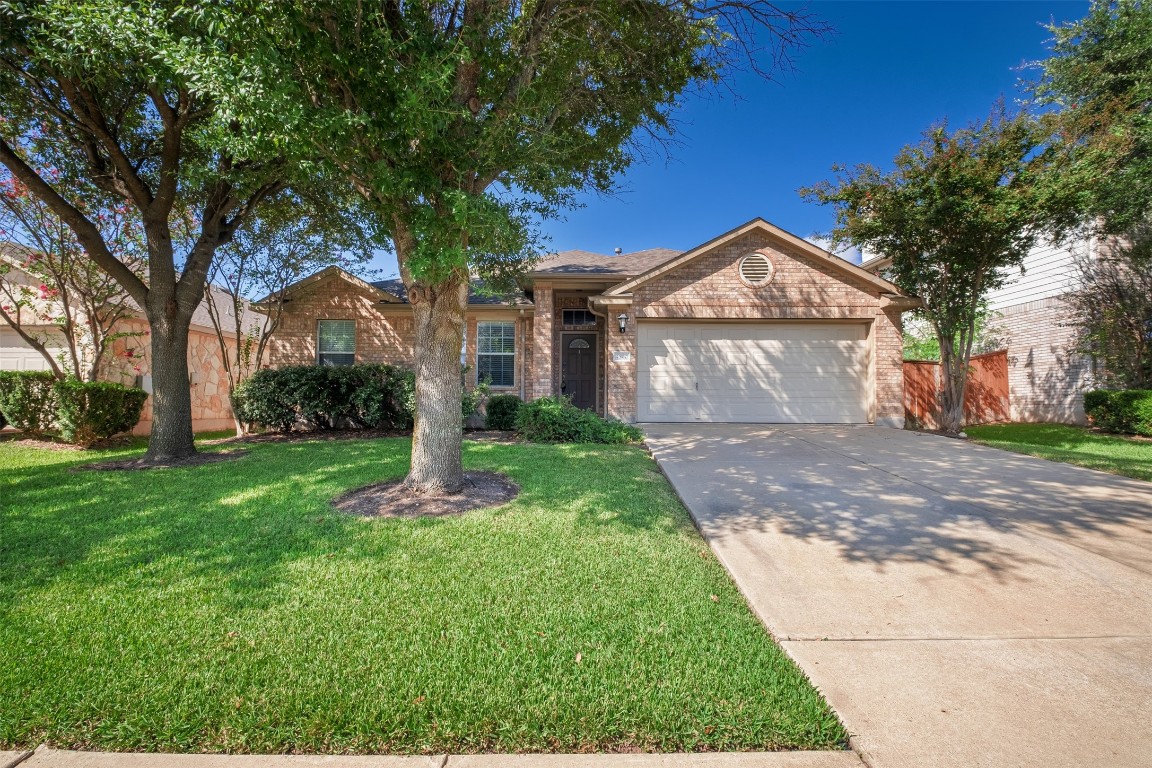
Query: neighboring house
266,218,917,427
0,248,259,434
861,237,1094,424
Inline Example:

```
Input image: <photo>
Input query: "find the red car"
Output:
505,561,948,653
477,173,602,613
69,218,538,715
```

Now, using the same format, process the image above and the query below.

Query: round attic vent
738,251,775,287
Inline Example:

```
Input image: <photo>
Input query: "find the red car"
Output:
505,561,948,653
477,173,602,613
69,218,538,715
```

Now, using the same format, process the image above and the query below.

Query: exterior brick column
531,283,554,399
606,308,637,422
875,305,906,428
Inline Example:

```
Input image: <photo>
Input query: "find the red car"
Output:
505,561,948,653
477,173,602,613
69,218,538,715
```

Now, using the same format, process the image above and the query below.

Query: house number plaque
612,351,632,363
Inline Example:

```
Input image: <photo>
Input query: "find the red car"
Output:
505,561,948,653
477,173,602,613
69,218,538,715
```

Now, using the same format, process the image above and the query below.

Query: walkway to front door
561,333,597,410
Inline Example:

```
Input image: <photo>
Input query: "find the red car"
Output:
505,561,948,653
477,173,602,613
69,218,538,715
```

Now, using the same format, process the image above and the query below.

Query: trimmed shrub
0,371,59,435
234,364,483,432
515,396,643,444
1084,389,1152,436
484,394,522,430
53,380,148,446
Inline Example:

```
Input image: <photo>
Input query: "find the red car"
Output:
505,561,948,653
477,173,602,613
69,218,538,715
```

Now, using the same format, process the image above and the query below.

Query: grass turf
0,435,846,754
967,423,1152,482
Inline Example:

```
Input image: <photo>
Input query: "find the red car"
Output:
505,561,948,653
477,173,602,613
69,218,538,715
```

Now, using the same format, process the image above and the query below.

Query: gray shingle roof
530,248,682,276
370,279,532,306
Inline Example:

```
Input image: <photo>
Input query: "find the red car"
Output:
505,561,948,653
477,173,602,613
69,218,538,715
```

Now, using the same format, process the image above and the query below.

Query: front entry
561,333,597,411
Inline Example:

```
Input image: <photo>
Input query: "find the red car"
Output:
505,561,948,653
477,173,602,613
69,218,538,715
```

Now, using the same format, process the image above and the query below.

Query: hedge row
232,364,487,432
1084,389,1152,437
0,371,148,446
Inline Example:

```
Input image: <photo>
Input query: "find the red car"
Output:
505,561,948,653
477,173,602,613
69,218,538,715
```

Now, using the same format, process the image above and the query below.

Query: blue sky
375,0,1089,276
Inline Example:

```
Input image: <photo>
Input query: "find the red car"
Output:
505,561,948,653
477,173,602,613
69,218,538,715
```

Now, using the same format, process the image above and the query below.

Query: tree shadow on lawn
0,440,410,612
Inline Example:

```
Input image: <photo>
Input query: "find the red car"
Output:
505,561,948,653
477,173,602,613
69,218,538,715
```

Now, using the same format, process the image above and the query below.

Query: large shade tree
1034,0,1152,236
802,109,1051,435
0,1,285,460
247,0,827,493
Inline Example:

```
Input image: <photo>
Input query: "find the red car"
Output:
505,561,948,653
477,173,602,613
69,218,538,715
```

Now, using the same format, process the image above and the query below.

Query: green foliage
515,396,643,445
52,380,147,446
1084,389,1152,436
233,365,417,432
484,394,523,430
1034,0,1152,236
1067,229,1152,388
0,370,58,435
803,106,1050,432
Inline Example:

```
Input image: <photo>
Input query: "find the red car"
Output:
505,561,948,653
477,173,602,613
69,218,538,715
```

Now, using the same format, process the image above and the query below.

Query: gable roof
604,218,908,297
531,248,682,277
256,265,405,306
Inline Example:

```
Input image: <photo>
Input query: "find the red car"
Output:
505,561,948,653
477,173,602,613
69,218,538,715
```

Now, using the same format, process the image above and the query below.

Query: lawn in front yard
967,423,1152,482
0,435,846,754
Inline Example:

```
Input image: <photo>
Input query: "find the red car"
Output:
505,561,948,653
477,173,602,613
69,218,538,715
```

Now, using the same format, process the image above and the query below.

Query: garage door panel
638,322,869,423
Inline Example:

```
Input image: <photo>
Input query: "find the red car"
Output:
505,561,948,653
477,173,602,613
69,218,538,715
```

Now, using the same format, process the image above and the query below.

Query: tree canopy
1034,0,1152,235
802,108,1050,433
229,1,828,492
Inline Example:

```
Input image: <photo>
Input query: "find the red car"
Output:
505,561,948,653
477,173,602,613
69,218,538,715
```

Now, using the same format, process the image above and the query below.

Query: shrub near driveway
0,437,845,754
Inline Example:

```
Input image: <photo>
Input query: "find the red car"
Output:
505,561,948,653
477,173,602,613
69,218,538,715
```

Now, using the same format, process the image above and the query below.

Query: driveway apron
644,424,1152,768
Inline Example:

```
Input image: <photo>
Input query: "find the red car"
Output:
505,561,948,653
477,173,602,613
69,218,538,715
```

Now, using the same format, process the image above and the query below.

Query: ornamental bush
233,364,473,432
515,396,643,444
0,371,59,435
484,394,522,430
1084,389,1152,437
53,380,148,447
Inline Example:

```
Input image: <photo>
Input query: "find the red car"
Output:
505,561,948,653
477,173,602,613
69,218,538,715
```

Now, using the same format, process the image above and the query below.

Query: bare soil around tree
332,470,519,519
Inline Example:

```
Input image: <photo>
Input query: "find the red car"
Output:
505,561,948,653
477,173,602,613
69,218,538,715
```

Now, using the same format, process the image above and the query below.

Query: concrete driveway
644,424,1152,768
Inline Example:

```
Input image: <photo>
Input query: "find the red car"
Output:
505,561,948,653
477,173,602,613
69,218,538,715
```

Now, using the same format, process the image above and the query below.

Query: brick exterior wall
616,230,904,426
531,283,554,399
269,274,417,367
994,296,1089,423
269,271,532,405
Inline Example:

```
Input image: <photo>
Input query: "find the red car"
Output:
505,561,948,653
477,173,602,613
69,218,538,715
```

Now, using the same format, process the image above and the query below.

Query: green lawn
0,434,845,754
967,423,1152,482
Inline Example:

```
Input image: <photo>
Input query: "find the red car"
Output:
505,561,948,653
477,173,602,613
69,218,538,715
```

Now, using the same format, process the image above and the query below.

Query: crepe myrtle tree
0,1,285,461
0,172,145,381
803,107,1051,435
247,0,828,493
203,190,381,436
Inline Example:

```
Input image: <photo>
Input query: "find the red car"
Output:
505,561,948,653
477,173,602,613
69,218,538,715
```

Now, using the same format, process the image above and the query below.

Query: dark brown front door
562,333,597,411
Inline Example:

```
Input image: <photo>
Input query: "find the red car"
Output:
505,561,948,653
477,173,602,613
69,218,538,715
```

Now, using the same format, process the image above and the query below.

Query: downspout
586,298,609,416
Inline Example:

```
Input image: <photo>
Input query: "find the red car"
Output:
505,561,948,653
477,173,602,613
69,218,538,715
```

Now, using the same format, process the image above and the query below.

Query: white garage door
637,322,870,423
0,326,58,371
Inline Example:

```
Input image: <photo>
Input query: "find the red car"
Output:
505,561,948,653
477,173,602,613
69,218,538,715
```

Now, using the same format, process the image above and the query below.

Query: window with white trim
477,321,515,387
317,320,355,366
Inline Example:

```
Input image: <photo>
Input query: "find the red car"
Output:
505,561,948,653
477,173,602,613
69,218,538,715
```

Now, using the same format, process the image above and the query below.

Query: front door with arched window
561,334,597,411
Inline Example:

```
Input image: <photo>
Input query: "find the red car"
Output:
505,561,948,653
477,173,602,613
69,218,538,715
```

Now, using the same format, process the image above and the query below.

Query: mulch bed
78,449,249,472
332,470,519,519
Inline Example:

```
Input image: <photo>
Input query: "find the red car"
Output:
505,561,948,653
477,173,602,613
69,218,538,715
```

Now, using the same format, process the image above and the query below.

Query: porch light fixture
617,313,629,334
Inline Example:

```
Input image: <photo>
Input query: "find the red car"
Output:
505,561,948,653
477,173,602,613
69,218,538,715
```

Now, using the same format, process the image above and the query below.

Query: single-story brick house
266,218,917,426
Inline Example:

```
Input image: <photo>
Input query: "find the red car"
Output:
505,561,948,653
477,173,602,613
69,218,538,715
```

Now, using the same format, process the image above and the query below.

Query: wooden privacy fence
904,349,1009,430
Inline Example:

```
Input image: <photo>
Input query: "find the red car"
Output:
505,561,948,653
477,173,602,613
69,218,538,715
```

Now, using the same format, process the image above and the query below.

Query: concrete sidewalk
644,424,1152,768
2,746,864,767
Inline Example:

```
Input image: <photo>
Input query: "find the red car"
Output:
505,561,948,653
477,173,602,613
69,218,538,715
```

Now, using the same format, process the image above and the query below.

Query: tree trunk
938,335,968,435
406,280,468,494
145,312,196,461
